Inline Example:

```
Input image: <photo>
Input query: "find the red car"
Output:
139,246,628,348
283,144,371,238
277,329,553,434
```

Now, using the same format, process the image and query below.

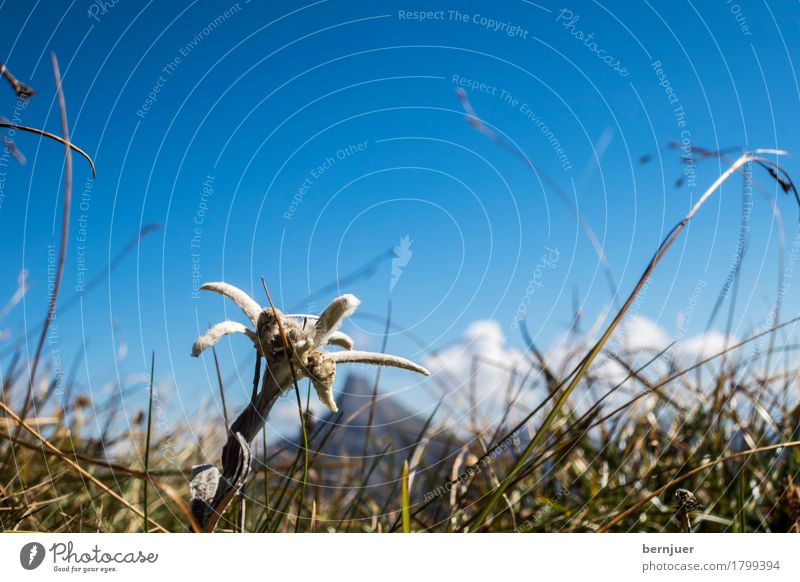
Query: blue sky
1,1,799,430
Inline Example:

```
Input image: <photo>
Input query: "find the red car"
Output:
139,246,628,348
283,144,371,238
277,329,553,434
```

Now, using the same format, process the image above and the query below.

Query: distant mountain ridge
287,374,456,494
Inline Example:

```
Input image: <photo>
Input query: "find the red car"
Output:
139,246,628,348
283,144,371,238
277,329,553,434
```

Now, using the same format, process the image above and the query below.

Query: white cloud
619,316,671,354
673,330,736,367
424,320,533,430
532,316,739,419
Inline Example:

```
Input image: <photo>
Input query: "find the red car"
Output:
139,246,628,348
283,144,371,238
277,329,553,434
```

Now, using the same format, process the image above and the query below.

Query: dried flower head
674,488,701,512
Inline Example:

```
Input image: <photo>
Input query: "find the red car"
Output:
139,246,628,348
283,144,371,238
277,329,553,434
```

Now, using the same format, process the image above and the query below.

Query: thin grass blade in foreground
18,54,74,429
143,352,155,532
211,346,229,429
469,150,796,531
402,460,411,533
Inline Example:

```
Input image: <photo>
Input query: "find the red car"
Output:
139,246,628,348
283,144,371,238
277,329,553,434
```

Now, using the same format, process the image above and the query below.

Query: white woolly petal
325,331,354,350
327,350,430,376
192,321,251,357
312,294,360,347
311,377,338,413
199,282,262,326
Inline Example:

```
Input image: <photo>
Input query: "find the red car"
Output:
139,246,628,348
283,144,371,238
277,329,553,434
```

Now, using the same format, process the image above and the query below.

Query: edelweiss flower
191,282,429,413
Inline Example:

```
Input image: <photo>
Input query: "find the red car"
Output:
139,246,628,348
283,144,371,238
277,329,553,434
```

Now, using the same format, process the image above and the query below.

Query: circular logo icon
19,542,46,570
